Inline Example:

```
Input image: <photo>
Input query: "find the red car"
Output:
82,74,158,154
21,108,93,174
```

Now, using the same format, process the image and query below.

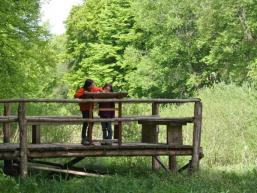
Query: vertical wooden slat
32,125,41,144
191,101,202,172
118,102,122,145
18,102,28,178
114,124,119,140
151,102,160,170
167,124,183,173
88,102,93,144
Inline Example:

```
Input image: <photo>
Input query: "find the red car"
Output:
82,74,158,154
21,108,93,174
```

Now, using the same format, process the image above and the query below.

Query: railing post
191,101,202,172
3,103,11,143
151,102,160,170
18,102,28,178
118,102,122,145
32,125,41,144
3,103,13,174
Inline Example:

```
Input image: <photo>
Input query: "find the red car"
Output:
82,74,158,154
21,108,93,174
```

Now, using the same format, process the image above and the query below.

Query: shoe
105,139,112,145
81,139,90,146
101,139,107,145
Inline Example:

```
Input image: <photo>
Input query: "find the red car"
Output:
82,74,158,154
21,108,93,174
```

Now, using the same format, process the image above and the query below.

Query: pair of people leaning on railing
74,79,114,146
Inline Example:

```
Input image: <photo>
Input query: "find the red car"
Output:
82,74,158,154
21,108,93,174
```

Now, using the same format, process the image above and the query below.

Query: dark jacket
99,102,115,118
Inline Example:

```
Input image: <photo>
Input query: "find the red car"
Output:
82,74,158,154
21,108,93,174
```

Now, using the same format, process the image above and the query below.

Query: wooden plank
29,165,105,177
28,148,194,158
26,116,194,124
191,101,203,172
32,125,40,144
0,98,201,104
153,156,169,172
167,124,183,173
18,102,28,178
82,92,128,99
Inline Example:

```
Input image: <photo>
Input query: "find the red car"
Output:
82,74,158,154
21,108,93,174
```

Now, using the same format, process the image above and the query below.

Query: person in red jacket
74,79,102,145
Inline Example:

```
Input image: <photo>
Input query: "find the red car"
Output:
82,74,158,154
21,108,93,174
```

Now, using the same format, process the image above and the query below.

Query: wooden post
18,102,28,178
3,103,13,174
88,103,93,144
167,124,183,173
3,103,11,143
32,125,41,144
191,101,202,172
118,102,122,145
114,124,119,140
151,102,160,170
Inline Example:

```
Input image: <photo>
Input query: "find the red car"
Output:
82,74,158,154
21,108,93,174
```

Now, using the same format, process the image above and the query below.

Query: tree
66,0,140,93
0,0,57,98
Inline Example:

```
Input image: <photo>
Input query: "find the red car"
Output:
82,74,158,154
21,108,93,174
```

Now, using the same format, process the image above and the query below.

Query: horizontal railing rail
0,98,200,103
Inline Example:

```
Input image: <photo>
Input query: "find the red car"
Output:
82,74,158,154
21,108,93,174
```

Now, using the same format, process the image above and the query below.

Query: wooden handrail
0,116,194,123
0,98,200,103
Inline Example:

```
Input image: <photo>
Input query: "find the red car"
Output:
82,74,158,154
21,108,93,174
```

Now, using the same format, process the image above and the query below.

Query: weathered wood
29,165,105,177
0,143,202,159
167,124,183,173
82,92,128,99
153,156,169,172
32,125,40,144
114,124,119,140
118,102,122,145
18,102,28,178
96,108,119,111
3,103,11,143
88,104,94,144
151,102,160,170
62,157,85,169
26,116,194,123
0,115,17,123
0,98,201,104
3,103,15,175
191,101,202,172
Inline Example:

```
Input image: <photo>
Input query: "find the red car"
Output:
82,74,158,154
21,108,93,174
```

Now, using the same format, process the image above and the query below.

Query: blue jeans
101,122,112,139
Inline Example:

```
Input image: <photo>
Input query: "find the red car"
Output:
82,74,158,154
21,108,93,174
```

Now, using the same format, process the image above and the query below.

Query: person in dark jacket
99,83,115,145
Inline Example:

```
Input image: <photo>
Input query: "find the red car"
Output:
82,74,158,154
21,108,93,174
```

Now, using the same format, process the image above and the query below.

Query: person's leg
81,111,89,144
107,122,112,139
101,122,107,139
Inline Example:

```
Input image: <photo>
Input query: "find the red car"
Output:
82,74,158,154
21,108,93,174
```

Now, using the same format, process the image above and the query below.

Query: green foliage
65,0,257,97
0,0,57,98
66,0,139,93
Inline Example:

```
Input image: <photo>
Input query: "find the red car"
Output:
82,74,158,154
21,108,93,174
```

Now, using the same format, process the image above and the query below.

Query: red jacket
74,87,102,111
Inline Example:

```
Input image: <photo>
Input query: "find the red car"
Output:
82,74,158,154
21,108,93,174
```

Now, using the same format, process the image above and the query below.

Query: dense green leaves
66,0,140,93
66,0,257,97
0,0,57,98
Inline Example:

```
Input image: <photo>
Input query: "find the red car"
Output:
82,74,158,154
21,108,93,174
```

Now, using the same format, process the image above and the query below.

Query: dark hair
83,79,94,91
103,83,113,92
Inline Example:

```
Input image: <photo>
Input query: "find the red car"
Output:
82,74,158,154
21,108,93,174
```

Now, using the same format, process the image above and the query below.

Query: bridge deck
0,143,199,159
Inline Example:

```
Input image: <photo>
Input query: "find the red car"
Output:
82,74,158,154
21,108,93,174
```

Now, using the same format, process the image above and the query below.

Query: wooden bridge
0,94,203,178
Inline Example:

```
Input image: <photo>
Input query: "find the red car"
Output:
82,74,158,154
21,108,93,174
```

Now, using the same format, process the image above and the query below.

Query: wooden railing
0,97,202,178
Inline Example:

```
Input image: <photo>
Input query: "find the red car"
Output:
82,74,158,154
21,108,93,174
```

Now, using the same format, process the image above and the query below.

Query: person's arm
92,87,103,92
74,88,85,98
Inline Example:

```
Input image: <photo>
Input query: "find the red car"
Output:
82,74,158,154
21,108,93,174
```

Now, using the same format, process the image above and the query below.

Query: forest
0,0,257,193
